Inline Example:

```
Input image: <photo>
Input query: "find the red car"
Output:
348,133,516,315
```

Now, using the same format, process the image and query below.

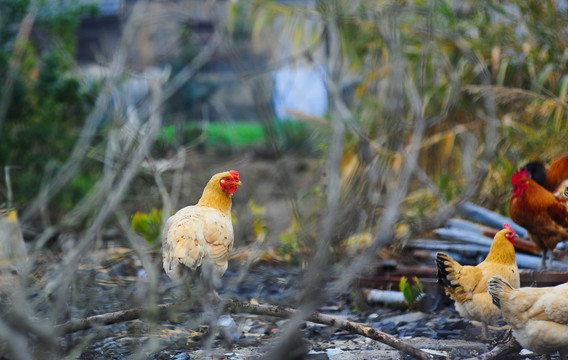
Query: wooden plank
447,218,539,254
407,239,568,270
457,201,528,238
433,226,540,255
519,269,568,287
446,218,499,237
360,264,568,296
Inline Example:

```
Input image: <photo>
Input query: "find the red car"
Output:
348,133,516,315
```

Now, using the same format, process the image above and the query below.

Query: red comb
511,168,530,185
503,223,516,242
503,223,516,234
229,170,240,181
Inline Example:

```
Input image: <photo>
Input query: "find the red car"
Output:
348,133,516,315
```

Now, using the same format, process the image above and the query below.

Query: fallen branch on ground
222,299,434,360
54,303,185,334
54,299,434,360
469,330,522,360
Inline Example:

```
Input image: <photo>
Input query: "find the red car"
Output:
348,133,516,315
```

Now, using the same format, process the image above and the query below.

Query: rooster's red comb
511,168,530,185
503,223,514,233
229,170,240,181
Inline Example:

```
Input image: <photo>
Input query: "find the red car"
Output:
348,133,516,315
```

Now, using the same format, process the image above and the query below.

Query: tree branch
54,303,183,334
469,331,522,360
54,299,434,360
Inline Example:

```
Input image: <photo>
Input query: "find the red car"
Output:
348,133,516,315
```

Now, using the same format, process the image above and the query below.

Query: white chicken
488,275,568,359
162,170,241,289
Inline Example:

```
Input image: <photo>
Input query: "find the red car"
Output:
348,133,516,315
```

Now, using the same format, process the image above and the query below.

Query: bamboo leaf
535,63,554,94
252,7,271,43
496,57,510,87
227,1,239,35
558,74,568,101
293,18,303,52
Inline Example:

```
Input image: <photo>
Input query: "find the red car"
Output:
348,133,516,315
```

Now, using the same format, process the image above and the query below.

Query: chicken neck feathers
196,172,236,215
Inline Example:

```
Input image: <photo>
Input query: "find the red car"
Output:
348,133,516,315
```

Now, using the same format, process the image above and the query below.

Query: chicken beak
235,180,242,186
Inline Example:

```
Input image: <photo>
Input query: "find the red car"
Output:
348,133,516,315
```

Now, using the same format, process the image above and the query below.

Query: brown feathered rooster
508,168,568,269
162,170,242,290
436,224,520,339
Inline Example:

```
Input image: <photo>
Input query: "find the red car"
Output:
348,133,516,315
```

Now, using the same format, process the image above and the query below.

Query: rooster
488,275,568,359
435,224,519,339
508,168,568,269
523,153,568,193
162,170,242,291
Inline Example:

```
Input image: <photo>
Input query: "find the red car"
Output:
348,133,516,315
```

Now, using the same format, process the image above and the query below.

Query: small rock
376,311,428,326
325,348,343,356
171,353,190,360
218,315,239,341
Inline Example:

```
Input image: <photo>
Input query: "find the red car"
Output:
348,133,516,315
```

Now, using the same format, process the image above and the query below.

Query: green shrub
154,120,313,155
131,208,163,249
0,0,98,210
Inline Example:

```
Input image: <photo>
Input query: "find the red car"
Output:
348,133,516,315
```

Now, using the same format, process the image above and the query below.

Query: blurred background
0,0,567,359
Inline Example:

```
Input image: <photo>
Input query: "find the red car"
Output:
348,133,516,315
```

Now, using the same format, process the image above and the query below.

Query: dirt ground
185,336,488,359
3,149,551,359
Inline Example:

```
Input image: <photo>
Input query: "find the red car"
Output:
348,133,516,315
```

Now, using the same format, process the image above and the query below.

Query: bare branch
54,303,183,334
54,299,434,360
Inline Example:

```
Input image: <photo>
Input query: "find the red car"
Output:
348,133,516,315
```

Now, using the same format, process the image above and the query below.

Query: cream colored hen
488,276,568,359
162,170,241,288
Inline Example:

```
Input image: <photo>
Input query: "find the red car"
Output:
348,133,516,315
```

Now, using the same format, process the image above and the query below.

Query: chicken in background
0,209,27,265
435,224,519,339
488,275,568,359
508,168,568,269
523,153,568,194
162,170,242,293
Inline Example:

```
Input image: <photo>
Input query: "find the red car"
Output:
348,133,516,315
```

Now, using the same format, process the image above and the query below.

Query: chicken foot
540,248,553,270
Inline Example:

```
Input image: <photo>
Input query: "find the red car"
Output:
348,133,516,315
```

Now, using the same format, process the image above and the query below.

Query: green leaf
535,63,554,94
558,74,568,101
131,208,163,247
399,276,423,306
496,57,510,87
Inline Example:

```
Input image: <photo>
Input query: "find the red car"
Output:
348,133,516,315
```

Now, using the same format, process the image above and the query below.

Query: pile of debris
361,202,568,303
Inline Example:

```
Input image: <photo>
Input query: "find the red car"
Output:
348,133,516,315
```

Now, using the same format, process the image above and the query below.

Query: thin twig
54,303,183,334
54,299,434,360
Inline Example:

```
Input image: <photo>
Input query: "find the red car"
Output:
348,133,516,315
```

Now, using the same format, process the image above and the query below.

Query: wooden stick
54,303,183,334
54,299,434,360
469,331,522,360
222,299,433,360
